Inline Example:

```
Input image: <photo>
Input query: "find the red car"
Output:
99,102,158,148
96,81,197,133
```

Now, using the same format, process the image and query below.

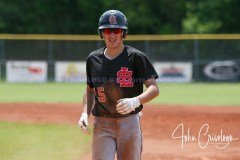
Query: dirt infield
0,103,240,160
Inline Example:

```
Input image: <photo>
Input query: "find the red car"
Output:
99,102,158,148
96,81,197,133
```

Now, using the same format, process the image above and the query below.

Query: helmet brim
99,25,128,30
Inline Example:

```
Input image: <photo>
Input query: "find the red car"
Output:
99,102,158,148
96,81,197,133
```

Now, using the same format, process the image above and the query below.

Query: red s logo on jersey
117,67,134,87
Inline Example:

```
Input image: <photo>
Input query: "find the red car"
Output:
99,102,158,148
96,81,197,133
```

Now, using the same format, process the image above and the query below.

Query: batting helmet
98,10,128,39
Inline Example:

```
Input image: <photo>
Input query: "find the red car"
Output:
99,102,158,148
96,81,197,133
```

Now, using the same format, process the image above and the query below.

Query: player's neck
104,45,124,60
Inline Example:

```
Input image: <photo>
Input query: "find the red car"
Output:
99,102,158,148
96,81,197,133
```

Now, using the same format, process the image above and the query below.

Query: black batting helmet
98,10,128,39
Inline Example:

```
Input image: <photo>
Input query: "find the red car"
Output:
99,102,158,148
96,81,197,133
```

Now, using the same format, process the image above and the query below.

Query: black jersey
86,45,158,118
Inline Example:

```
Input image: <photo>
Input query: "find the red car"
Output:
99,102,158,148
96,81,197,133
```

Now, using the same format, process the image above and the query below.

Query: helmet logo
109,15,117,24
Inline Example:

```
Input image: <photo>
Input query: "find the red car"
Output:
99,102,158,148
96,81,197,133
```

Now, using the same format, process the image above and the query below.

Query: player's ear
98,29,104,39
122,29,127,39
102,31,105,39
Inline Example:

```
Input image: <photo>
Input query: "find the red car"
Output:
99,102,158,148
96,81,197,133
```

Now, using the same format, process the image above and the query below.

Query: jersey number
97,87,106,102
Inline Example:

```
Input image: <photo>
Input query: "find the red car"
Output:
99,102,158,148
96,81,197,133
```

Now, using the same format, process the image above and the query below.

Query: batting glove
78,113,90,134
116,97,140,115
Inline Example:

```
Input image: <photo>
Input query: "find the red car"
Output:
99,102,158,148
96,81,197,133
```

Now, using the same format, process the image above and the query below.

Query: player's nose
109,32,116,36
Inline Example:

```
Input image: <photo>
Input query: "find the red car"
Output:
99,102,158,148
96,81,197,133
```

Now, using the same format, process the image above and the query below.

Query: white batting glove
116,97,140,115
78,113,90,134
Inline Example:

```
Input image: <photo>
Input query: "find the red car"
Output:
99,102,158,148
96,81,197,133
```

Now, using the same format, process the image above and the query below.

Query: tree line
0,0,239,34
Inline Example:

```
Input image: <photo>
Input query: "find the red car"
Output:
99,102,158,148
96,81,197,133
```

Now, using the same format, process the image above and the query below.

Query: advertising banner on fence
7,61,47,83
200,60,240,82
55,61,86,82
154,62,193,82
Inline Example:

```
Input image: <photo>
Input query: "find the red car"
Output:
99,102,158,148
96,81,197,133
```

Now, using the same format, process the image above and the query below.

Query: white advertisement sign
154,62,192,82
204,61,240,80
7,61,47,83
55,61,86,82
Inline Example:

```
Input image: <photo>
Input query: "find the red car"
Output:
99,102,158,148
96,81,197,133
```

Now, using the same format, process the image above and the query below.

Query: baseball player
79,10,159,160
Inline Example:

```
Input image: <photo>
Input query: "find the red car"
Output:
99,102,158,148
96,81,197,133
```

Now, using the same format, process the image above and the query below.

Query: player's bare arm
137,77,159,104
116,78,159,114
78,85,95,134
86,85,95,115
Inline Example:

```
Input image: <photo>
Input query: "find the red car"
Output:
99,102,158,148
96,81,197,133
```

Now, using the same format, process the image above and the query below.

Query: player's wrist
80,113,88,122
131,97,140,109
81,112,88,118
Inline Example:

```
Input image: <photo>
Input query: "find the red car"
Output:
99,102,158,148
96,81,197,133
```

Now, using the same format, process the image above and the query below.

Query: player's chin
107,42,118,48
108,39,121,45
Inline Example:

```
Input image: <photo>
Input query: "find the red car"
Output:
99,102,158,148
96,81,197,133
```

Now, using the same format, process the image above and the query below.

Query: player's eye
103,28,122,35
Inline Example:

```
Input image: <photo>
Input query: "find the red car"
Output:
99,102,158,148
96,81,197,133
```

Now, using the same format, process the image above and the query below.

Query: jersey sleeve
86,56,94,88
134,52,159,82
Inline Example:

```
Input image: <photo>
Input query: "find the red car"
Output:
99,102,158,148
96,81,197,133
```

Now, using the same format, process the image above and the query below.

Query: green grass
0,82,240,106
0,121,91,160
152,83,240,106
0,83,86,103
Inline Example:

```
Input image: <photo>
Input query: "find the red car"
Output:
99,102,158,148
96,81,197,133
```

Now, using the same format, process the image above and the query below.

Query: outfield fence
0,34,240,82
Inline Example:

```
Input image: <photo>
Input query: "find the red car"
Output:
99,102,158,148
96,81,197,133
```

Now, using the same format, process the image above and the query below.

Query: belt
95,113,135,118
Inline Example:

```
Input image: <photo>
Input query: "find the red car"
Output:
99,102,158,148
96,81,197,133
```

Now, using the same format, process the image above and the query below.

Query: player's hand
78,113,90,134
116,97,140,115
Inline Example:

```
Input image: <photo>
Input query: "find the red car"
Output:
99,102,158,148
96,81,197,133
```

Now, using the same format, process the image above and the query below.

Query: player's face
102,28,123,49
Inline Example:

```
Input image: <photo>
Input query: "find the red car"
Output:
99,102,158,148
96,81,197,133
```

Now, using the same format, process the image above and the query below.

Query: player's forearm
82,86,95,116
82,87,95,115
86,91,95,115
82,92,88,113
137,85,159,105
136,78,159,105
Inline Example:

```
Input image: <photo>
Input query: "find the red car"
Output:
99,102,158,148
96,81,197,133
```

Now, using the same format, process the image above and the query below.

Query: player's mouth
109,38,117,42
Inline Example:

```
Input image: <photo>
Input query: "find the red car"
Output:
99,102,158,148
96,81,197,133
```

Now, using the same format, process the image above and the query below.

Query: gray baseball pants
92,114,142,160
